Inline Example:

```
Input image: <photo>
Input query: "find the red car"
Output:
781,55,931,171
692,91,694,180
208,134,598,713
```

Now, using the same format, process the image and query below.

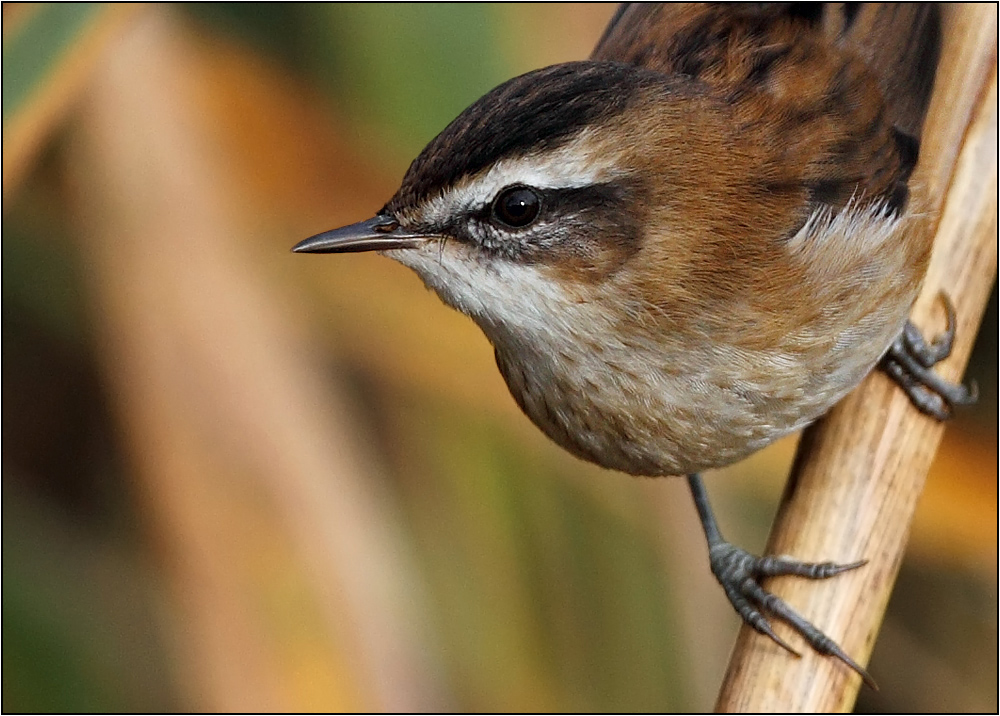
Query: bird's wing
592,3,941,214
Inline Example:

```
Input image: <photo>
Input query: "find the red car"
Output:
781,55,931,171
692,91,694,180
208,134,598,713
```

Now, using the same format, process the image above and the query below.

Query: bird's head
293,61,730,338
293,56,886,346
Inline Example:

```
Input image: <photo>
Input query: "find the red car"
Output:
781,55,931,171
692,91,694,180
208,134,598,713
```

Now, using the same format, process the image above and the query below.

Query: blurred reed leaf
2,3,103,128
3,3,135,200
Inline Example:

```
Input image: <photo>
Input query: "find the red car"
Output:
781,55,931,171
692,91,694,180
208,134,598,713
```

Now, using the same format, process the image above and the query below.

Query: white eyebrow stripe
416,129,619,224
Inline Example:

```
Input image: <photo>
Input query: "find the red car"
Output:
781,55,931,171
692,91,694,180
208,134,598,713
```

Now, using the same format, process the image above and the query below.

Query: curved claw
825,641,878,691
755,575,878,690
881,291,977,420
754,615,801,658
902,292,958,367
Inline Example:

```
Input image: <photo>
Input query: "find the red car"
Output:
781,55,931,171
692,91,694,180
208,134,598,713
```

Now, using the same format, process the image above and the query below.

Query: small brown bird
295,3,973,685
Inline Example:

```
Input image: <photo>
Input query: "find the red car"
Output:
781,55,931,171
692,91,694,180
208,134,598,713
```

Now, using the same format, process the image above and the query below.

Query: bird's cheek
379,239,486,315
535,221,644,288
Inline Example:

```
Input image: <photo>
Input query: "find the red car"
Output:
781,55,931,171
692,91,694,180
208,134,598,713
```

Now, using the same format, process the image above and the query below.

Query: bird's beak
292,215,432,254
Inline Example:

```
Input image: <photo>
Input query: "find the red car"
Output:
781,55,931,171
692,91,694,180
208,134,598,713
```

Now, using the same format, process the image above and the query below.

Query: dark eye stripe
470,181,633,229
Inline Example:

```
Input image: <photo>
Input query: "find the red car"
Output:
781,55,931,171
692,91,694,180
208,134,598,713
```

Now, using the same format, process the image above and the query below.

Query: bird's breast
486,205,924,477
493,326,812,476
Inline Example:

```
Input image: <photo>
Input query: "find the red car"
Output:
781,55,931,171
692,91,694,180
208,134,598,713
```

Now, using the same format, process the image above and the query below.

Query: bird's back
593,3,941,214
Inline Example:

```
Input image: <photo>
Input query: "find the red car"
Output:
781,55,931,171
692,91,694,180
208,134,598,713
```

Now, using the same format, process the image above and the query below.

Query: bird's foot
880,292,977,420
708,541,877,689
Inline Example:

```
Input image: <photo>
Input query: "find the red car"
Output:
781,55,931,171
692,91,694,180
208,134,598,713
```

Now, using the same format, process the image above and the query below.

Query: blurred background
2,4,996,712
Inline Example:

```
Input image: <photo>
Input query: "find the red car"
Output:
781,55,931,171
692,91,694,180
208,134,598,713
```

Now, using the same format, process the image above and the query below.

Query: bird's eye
492,186,541,228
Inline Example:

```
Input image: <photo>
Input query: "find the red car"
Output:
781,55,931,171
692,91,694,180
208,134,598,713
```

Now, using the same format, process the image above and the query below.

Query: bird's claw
880,292,977,420
708,541,877,689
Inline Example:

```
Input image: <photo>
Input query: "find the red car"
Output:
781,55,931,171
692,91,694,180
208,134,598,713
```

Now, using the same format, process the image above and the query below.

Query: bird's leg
686,473,876,688
879,292,978,419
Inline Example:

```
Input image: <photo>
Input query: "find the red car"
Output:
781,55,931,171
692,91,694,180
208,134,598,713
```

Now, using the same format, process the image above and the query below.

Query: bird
294,3,974,686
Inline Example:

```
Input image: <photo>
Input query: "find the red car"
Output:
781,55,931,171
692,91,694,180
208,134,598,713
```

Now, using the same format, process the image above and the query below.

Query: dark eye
492,186,541,228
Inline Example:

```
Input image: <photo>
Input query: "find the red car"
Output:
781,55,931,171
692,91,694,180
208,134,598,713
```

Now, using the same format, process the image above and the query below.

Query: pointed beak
292,215,432,254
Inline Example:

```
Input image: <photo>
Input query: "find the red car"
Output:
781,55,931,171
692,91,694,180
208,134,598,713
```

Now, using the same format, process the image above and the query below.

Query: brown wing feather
591,3,941,214
823,3,941,138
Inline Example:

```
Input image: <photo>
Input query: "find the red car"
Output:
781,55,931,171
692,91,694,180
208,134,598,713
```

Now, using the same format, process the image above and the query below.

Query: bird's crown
386,61,666,219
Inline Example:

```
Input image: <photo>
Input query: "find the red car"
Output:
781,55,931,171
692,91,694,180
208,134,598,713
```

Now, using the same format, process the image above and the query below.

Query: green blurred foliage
392,396,688,710
187,3,510,165
3,484,178,713
307,4,508,159
2,3,103,126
